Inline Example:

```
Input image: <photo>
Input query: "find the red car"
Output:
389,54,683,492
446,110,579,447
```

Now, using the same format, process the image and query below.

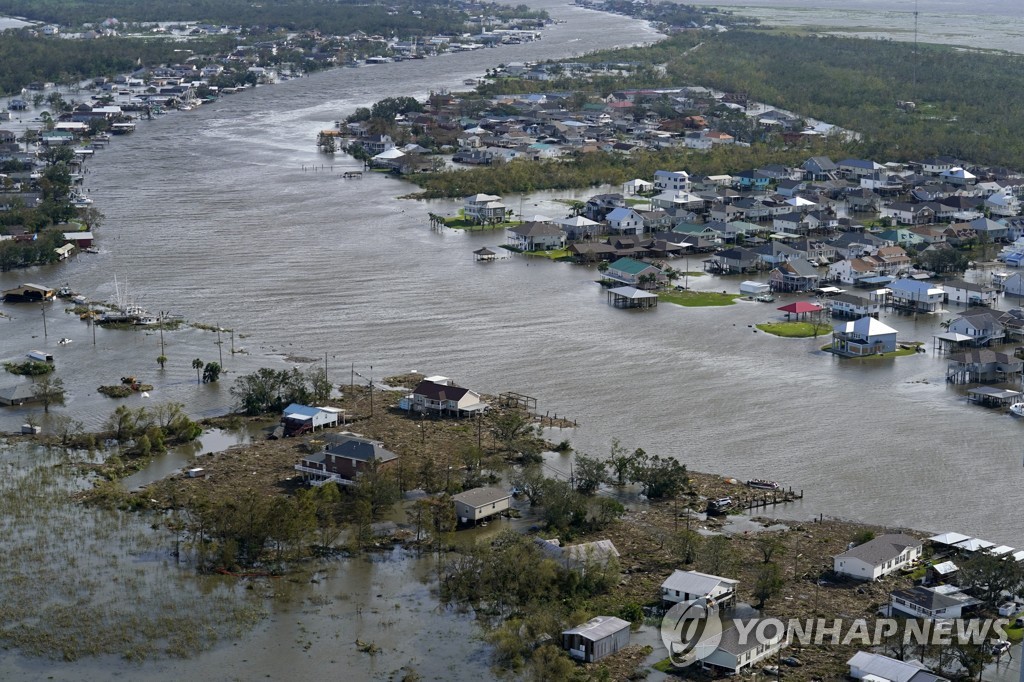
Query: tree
157,355,167,369
33,374,64,413
202,361,221,383
629,451,688,500
959,552,1023,606
608,439,632,486
699,535,736,576
572,452,607,494
539,478,586,534
756,535,785,564
675,529,702,565
192,358,204,384
753,562,784,609
491,410,538,458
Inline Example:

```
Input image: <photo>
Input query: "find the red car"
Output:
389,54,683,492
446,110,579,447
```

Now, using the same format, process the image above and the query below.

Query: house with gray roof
561,616,631,663
506,221,565,251
294,433,398,486
833,533,922,581
848,651,947,682
452,486,512,523
660,569,739,607
699,620,788,674
889,585,980,620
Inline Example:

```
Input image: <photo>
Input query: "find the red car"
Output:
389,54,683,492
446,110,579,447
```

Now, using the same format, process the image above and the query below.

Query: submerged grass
0,440,265,661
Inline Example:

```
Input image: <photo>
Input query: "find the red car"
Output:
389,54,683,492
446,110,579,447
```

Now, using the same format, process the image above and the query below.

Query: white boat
1010,403,1024,417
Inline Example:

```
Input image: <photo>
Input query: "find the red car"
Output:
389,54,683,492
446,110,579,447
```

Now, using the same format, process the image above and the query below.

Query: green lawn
442,216,517,230
525,248,571,260
756,321,831,338
659,290,739,307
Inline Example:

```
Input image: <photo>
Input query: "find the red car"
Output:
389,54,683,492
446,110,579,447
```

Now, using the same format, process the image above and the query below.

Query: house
653,170,691,193
768,259,820,292
622,178,654,195
838,158,884,178
280,403,342,436
506,221,565,251
882,202,937,225
828,258,879,285
0,383,38,406
802,156,838,181
605,207,645,235
404,376,488,416
828,292,885,318
582,193,625,221
556,215,602,240
605,257,662,288
941,279,999,306
660,570,739,607
1002,272,1024,296
888,279,945,312
463,193,507,223
700,620,787,674
848,651,947,682
706,247,760,274
452,487,512,524
889,585,980,620
561,616,631,663
294,433,398,486
833,533,923,581
946,308,1008,346
831,316,898,356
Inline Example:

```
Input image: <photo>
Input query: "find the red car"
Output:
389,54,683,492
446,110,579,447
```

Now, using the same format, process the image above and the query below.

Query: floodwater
2,0,1024,676
684,0,1024,54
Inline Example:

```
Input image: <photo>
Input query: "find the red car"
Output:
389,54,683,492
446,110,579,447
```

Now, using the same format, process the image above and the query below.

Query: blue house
733,169,771,190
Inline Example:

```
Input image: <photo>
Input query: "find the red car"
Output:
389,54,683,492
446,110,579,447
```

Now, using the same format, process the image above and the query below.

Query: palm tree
192,358,203,385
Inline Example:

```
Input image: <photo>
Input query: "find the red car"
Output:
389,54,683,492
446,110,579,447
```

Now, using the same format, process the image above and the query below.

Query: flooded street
2,0,1024,677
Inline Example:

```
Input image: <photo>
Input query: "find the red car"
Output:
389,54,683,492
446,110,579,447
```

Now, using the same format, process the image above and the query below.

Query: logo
660,598,723,667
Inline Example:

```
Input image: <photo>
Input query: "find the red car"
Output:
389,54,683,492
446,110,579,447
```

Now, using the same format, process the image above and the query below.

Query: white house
405,377,488,416
828,291,885,318
660,570,739,607
888,278,945,312
941,279,999,306
622,178,654,195
847,651,946,682
828,258,880,285
463,193,507,223
452,487,512,523
831,316,898,356
281,403,342,436
506,221,565,251
889,585,980,620
605,207,644,235
653,169,691,193
700,621,787,674
833,533,923,581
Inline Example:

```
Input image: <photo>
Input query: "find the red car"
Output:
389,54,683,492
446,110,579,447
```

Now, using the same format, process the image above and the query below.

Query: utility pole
216,326,223,366
41,304,47,338
230,329,234,355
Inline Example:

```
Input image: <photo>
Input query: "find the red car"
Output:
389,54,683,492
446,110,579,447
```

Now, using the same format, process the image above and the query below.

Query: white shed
452,487,511,523
739,281,771,296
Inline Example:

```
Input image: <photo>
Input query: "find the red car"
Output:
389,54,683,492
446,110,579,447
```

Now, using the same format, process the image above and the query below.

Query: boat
754,293,775,303
747,479,780,491
84,247,100,254
72,295,87,305
58,338,72,345
1010,403,1024,417
57,284,75,299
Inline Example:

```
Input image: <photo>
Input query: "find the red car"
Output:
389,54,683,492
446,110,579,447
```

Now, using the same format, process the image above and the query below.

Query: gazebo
473,247,497,262
777,301,823,320
607,286,658,309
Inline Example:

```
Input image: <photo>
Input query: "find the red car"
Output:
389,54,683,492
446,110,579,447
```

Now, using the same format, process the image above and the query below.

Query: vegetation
757,320,831,338
230,367,330,415
658,289,739,307
4,360,55,375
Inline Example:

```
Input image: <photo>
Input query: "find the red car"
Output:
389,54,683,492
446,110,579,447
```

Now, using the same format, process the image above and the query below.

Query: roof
609,257,656,275
836,533,921,566
412,379,471,402
928,532,970,546
452,486,511,507
835,316,898,337
608,286,657,300
847,652,932,682
323,434,398,463
661,569,738,597
953,537,995,552
891,585,979,613
778,301,823,314
0,383,35,402
561,616,630,641
931,560,958,575
283,403,323,419
508,221,564,238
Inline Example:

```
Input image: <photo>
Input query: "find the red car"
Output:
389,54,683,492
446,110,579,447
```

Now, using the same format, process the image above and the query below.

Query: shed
452,486,511,524
966,386,1021,408
561,616,631,663
739,281,771,296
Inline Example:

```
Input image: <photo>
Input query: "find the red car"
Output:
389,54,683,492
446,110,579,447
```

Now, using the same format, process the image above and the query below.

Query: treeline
656,31,1024,169
405,140,858,198
0,0,541,37
0,31,235,94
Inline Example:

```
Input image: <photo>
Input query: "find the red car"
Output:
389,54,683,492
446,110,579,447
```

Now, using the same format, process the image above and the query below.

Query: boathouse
1,283,56,303
967,386,1022,408
561,616,631,663
473,247,497,262
607,286,658,309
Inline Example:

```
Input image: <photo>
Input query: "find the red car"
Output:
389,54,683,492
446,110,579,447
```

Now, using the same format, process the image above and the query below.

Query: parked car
991,639,1011,656
781,656,804,667
1015,617,1024,628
